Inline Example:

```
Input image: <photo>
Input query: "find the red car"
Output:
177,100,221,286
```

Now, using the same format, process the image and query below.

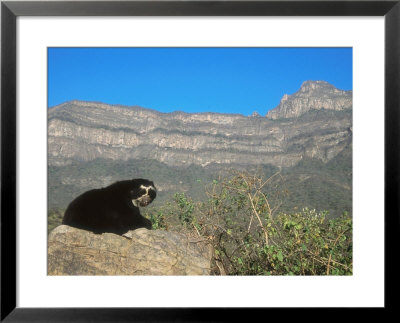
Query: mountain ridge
48,81,352,169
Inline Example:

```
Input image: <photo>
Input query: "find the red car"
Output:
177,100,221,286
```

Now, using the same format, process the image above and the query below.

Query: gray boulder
48,225,212,275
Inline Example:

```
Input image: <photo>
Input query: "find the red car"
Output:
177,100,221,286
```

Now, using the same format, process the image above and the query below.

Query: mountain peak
266,81,352,120
299,80,335,92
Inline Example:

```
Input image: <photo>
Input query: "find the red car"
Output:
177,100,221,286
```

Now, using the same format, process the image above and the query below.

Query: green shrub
174,193,195,227
145,170,352,276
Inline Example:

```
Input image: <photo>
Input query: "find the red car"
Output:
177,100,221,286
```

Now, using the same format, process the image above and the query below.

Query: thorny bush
144,171,352,275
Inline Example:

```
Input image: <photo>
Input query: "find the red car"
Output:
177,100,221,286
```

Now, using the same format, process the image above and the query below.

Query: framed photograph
1,0,399,320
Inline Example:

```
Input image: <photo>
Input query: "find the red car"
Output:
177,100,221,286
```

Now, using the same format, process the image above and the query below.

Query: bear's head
129,179,157,207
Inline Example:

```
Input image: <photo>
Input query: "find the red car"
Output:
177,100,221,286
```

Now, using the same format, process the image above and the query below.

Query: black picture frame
1,0,399,321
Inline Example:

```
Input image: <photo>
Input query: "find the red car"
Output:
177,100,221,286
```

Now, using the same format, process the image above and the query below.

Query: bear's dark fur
62,178,156,235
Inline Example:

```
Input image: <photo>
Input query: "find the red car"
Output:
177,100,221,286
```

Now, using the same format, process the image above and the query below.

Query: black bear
62,178,156,235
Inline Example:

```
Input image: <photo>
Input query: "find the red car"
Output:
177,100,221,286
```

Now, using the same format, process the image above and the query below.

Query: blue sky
48,47,352,116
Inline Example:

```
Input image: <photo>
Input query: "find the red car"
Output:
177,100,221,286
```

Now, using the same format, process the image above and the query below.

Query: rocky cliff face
266,80,352,120
48,81,352,169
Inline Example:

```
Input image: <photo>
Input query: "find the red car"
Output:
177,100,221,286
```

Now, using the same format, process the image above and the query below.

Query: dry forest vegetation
48,170,352,276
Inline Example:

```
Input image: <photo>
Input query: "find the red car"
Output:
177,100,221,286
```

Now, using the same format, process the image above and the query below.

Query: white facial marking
132,185,155,207
139,185,156,193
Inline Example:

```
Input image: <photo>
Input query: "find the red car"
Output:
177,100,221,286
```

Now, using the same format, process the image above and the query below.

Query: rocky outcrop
48,225,212,275
266,80,352,120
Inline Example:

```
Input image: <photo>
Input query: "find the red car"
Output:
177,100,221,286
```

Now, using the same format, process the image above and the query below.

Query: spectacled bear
62,178,156,235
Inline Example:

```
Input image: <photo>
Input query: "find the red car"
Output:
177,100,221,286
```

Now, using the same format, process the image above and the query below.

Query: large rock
48,225,212,275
